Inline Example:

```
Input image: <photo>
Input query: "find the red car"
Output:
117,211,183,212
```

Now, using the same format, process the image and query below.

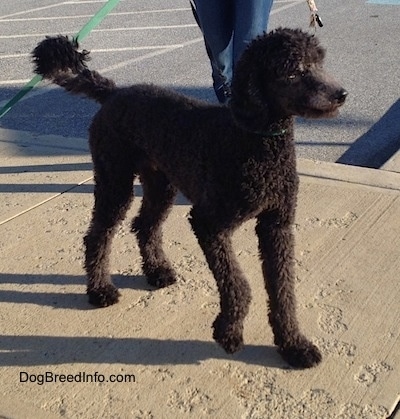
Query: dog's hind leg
131,167,178,288
189,206,252,353
256,209,322,368
85,158,135,307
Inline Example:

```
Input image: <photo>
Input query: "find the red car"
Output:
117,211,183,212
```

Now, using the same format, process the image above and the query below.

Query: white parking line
94,24,198,32
0,38,202,95
0,9,191,23
0,3,65,20
0,0,304,97
0,45,186,60
272,0,305,14
0,80,33,86
0,1,128,19
0,24,198,39
64,0,123,3
100,37,203,74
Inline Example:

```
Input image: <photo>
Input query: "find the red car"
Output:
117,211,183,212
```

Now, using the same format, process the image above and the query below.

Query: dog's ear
230,68,271,133
229,31,277,132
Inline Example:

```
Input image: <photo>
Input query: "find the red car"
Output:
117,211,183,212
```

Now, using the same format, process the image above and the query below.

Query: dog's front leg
256,210,322,368
190,207,251,354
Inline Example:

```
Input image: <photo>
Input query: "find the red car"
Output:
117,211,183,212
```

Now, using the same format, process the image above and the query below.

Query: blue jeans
193,0,273,97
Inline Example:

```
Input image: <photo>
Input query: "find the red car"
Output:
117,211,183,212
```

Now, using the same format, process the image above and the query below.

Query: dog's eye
288,71,306,81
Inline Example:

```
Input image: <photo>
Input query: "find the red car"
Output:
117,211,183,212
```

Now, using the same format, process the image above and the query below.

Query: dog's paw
146,266,177,288
87,285,121,307
278,337,322,368
212,314,244,354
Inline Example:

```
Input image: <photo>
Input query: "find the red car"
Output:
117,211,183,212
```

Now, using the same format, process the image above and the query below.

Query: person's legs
233,0,273,65
193,0,234,102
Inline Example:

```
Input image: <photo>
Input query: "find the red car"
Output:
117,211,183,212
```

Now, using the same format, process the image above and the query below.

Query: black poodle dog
32,28,347,368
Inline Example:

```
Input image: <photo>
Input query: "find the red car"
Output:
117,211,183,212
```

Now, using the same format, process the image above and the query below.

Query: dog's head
230,28,347,129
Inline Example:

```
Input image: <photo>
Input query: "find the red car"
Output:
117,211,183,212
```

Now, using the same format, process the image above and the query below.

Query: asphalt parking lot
0,0,399,164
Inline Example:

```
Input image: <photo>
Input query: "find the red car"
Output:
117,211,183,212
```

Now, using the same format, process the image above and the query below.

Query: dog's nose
335,89,348,104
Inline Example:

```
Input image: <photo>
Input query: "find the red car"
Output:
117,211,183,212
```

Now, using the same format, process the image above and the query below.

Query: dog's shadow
0,273,167,310
0,273,287,369
0,334,285,369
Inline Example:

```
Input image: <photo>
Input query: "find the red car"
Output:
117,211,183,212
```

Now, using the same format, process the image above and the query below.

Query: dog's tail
32,35,116,104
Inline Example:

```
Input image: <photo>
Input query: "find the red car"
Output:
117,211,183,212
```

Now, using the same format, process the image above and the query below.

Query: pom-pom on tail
32,35,90,78
31,35,115,104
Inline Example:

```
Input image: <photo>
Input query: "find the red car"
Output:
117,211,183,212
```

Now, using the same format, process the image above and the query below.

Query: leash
307,0,323,30
0,0,121,119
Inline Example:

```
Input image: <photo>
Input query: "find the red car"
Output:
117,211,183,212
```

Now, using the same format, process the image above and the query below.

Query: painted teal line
0,0,121,119
0,74,43,118
367,0,400,4
74,0,121,42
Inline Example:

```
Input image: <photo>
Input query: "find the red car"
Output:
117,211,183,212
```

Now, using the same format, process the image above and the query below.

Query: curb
1,127,400,192
381,149,400,174
298,158,400,192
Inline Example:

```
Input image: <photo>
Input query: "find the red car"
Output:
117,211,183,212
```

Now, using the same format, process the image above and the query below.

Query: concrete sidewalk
0,128,399,418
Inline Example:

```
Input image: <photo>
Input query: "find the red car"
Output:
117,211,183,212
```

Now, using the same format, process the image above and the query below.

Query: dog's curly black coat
32,28,347,368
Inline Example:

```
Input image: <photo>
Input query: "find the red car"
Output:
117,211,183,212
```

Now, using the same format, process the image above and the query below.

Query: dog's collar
232,111,291,138
250,128,287,137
